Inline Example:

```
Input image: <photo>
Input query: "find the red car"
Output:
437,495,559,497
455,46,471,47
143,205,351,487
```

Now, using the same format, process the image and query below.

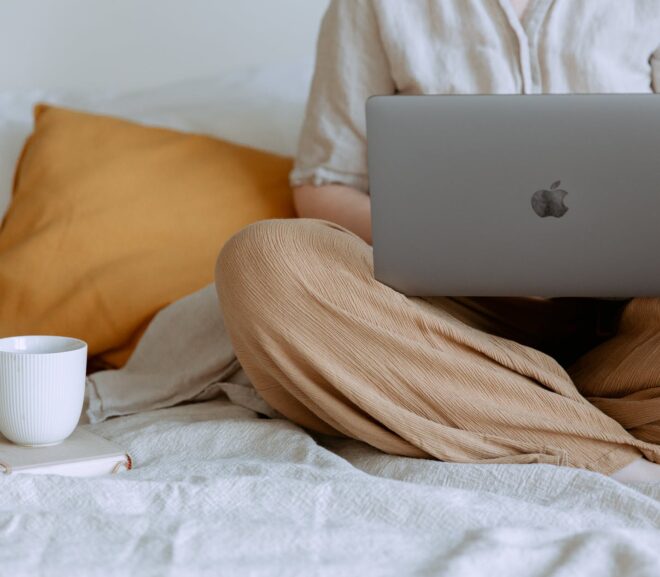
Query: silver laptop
366,94,660,297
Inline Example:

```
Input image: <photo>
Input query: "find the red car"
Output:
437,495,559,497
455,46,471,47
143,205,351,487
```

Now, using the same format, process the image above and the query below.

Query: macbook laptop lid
366,94,660,297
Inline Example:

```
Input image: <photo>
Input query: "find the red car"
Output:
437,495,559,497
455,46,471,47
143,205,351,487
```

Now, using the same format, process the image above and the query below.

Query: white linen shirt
290,0,660,193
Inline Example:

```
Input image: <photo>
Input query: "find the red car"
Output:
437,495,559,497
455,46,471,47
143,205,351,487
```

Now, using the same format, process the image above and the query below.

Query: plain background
0,0,329,92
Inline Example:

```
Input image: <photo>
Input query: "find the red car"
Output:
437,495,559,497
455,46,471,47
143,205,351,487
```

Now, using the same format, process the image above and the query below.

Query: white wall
0,0,329,92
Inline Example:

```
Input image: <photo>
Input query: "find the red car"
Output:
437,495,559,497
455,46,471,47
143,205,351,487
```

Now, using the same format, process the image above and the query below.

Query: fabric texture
2,398,659,577
85,283,281,424
216,218,660,475
0,104,295,367
290,0,660,192
569,299,660,446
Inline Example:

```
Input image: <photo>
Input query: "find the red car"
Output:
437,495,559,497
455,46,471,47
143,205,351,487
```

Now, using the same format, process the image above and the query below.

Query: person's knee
215,218,335,312
216,220,274,301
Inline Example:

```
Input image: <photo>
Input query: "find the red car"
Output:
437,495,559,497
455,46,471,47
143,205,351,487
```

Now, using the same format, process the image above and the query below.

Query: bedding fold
3,398,659,577
86,284,281,423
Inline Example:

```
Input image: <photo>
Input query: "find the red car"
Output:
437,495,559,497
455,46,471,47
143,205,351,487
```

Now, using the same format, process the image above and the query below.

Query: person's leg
426,295,616,370
568,298,660,445
566,298,660,481
215,218,660,474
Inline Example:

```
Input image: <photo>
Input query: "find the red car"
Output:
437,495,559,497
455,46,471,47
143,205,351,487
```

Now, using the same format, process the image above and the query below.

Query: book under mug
0,428,132,477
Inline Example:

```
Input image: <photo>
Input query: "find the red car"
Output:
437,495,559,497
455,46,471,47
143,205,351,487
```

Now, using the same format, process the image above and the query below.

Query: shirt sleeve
289,0,396,193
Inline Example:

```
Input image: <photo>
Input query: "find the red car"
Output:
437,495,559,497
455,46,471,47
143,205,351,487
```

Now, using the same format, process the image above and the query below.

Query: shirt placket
498,0,554,94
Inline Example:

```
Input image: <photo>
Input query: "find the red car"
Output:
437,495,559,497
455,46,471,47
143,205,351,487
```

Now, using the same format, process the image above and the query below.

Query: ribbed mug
0,336,87,446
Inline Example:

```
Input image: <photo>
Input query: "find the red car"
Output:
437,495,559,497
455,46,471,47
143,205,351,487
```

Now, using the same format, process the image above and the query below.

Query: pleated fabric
216,219,660,474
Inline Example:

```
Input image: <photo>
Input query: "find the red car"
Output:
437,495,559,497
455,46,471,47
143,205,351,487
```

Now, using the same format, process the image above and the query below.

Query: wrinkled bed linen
0,399,658,576
49,264,659,576
86,283,281,423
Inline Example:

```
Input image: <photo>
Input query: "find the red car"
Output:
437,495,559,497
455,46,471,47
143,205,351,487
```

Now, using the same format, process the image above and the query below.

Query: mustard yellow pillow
0,104,295,368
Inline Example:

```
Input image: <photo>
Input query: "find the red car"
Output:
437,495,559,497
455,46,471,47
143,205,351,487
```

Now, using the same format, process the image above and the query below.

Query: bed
0,1,659,575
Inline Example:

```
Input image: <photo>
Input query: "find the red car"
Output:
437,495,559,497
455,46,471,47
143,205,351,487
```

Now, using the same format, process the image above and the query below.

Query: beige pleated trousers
215,218,660,474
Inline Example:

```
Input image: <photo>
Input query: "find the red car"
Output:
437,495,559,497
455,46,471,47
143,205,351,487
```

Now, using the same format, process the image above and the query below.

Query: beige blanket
86,284,282,424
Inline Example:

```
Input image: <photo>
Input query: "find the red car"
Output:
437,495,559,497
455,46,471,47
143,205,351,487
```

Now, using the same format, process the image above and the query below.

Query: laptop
366,94,660,297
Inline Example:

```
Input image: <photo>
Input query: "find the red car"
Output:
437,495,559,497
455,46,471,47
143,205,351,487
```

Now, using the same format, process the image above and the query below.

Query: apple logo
531,181,569,218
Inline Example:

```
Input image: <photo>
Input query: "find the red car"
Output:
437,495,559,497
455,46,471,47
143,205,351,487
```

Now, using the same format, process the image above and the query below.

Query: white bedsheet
1,398,658,576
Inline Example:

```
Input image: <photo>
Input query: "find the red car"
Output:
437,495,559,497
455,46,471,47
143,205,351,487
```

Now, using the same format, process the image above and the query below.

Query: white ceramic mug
0,336,87,446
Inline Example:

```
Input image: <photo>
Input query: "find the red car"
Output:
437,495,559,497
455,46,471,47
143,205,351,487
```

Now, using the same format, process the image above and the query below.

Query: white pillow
0,56,314,221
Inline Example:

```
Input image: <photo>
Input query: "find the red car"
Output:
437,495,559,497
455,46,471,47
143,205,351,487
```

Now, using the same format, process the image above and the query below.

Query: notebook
0,428,132,477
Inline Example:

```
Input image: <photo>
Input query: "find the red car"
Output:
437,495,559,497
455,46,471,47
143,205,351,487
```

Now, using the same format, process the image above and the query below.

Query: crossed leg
215,218,660,476
568,298,660,480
